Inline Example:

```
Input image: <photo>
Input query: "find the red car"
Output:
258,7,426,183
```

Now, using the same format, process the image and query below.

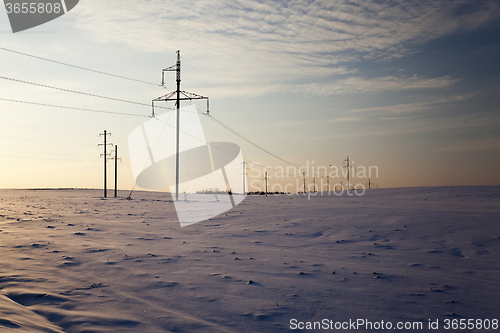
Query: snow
0,186,499,332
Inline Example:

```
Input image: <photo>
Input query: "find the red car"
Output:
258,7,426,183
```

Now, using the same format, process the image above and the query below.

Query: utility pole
174,51,181,202
327,176,330,193
343,156,350,191
99,130,112,198
313,177,316,193
265,172,268,197
108,145,122,197
302,172,306,194
368,178,371,190
115,145,118,197
153,50,209,201
242,161,246,195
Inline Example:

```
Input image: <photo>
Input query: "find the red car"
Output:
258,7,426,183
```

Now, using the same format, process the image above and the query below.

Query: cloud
346,93,479,115
2,1,493,118
73,0,500,88
328,117,361,123
200,75,462,99
296,75,459,96
309,113,500,141
433,139,500,153
349,103,433,115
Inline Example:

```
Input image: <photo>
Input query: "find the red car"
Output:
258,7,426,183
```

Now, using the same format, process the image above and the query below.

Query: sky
0,0,499,192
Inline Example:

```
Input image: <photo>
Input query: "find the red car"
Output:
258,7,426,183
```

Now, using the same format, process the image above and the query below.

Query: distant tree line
247,191,289,195
196,188,231,195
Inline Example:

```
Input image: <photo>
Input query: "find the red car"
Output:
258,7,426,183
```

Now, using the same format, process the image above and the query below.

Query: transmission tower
152,50,209,201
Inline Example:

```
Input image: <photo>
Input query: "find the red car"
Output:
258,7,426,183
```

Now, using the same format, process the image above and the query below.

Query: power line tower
302,172,306,194
152,50,209,201
108,145,122,197
343,156,351,190
99,130,113,198
265,172,268,197
242,160,247,195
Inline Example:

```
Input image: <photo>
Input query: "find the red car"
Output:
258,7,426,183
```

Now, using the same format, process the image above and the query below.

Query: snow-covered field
0,186,499,332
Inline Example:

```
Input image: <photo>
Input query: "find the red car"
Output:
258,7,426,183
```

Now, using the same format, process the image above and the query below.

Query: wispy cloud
309,113,500,141
328,117,362,123
72,0,500,96
345,93,479,115
433,139,500,153
207,74,463,98
296,75,459,96
349,103,433,115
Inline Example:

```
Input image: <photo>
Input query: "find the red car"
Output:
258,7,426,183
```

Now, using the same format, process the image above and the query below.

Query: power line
1,43,313,176
205,114,310,174
0,49,317,180
0,46,162,87
183,56,311,161
0,133,93,146
60,11,312,171
0,97,150,117
1,97,321,180
0,96,251,170
0,119,103,139
0,153,92,162
0,76,173,110
0,146,94,158
149,115,304,183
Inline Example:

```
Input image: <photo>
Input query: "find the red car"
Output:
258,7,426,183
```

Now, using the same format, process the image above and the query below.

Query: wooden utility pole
302,172,306,194
99,130,112,198
108,145,121,197
265,172,268,197
243,160,246,195
114,145,118,197
344,156,350,191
